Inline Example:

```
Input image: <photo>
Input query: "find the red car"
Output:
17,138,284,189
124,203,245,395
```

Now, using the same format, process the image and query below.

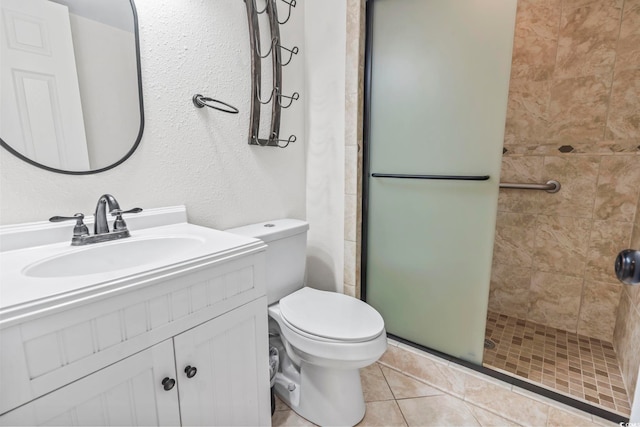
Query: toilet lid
279,287,385,342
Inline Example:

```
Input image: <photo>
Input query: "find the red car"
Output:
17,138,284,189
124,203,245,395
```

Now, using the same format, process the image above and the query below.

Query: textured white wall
0,0,306,230
304,0,346,293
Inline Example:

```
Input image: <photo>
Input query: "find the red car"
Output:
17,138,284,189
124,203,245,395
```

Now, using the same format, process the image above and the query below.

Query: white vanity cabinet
1,298,269,426
0,207,272,426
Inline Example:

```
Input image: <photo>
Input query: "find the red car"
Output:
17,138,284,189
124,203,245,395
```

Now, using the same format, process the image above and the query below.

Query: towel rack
371,173,490,181
499,180,561,193
192,94,239,114
244,0,299,148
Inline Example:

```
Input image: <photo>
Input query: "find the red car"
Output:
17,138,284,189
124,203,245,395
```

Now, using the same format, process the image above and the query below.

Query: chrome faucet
94,194,121,235
50,194,142,246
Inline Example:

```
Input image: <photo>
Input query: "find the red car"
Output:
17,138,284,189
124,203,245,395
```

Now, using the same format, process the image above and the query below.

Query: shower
361,0,640,420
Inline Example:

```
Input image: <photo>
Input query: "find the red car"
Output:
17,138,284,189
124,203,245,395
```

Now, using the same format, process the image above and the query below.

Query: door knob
615,249,640,285
161,377,176,391
184,365,198,378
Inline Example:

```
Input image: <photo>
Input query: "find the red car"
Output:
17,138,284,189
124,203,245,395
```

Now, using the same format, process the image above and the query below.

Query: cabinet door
174,297,270,426
0,340,180,426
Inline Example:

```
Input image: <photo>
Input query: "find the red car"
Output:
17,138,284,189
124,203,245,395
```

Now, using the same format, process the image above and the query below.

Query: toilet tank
226,219,309,305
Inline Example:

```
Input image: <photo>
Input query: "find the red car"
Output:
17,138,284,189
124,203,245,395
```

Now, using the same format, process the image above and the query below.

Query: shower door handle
371,173,490,181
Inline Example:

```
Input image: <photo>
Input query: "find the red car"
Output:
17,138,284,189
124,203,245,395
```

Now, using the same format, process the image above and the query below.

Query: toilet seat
279,287,385,342
269,302,387,368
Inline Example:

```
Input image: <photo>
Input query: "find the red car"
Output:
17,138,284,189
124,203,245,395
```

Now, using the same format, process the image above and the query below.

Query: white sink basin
23,236,204,278
0,207,266,319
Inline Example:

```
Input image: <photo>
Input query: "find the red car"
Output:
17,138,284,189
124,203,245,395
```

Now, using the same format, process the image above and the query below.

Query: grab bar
371,173,490,181
499,180,560,193
371,174,561,193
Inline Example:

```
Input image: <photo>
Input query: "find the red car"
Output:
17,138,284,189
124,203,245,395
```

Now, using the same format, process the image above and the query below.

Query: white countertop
0,206,266,325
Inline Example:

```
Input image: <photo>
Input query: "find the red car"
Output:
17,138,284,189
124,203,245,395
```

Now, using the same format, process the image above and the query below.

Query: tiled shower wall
489,0,640,397
489,0,640,339
344,0,365,298
613,196,640,399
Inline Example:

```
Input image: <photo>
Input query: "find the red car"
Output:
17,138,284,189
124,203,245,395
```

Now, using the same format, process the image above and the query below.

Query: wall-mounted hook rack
257,86,278,104
255,0,269,14
256,35,277,58
273,134,296,148
277,91,299,108
251,134,296,148
244,0,299,148
277,0,296,25
279,44,299,66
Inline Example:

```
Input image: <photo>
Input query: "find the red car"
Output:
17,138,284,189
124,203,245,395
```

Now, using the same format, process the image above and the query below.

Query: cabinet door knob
184,365,198,378
162,377,176,391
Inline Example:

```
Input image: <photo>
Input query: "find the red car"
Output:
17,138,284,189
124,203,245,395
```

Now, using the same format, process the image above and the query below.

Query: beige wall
489,0,640,346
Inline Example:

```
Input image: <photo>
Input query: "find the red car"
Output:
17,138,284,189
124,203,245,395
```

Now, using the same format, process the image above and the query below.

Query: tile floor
272,340,620,426
483,311,631,416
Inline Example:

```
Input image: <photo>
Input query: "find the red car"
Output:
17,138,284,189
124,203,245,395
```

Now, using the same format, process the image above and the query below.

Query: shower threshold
484,311,631,417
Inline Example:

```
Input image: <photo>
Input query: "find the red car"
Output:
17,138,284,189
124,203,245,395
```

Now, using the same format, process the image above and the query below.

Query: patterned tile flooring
272,340,618,426
484,311,631,416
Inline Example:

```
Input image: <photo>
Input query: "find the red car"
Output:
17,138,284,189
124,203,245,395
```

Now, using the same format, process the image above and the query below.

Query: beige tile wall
491,0,640,401
344,0,365,298
613,194,640,399
489,0,640,349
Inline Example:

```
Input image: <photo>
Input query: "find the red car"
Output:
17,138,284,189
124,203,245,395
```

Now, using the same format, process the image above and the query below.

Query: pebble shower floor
483,311,631,416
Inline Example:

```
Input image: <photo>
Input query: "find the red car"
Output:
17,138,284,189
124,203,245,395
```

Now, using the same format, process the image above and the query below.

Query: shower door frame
358,0,626,423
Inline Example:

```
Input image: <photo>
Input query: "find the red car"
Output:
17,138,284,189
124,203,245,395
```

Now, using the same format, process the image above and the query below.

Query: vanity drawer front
0,252,266,414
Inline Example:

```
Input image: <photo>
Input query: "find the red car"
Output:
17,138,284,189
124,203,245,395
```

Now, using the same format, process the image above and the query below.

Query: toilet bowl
227,219,387,426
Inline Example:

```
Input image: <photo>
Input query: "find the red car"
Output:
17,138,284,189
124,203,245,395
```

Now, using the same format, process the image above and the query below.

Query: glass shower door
364,0,517,364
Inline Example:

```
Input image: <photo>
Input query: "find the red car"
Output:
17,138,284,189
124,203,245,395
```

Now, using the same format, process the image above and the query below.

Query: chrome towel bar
371,173,490,181
499,180,561,193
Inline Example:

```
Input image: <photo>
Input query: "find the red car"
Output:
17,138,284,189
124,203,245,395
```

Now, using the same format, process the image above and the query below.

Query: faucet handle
110,208,143,231
49,213,90,237
111,208,143,216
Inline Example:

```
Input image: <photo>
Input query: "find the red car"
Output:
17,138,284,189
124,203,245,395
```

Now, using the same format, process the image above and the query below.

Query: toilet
227,219,387,426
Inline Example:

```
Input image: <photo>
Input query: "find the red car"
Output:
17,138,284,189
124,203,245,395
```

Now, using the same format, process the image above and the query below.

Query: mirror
0,0,143,174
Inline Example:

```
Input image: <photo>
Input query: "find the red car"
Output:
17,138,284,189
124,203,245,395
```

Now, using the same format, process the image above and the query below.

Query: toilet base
275,362,366,426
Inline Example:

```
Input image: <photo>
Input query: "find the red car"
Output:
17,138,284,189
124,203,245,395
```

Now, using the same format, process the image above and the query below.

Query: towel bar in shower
371,173,490,181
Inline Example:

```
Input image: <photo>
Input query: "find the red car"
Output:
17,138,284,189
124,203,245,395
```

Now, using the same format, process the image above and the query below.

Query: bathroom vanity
0,206,271,426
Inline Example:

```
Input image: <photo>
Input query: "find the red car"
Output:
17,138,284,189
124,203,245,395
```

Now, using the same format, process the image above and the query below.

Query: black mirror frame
0,0,144,175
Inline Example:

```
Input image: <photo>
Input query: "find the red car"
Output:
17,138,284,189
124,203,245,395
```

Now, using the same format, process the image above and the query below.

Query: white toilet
228,219,387,426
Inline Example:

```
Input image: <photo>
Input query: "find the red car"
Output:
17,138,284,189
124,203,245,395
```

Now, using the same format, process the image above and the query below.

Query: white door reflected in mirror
1,0,90,170
0,0,143,173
